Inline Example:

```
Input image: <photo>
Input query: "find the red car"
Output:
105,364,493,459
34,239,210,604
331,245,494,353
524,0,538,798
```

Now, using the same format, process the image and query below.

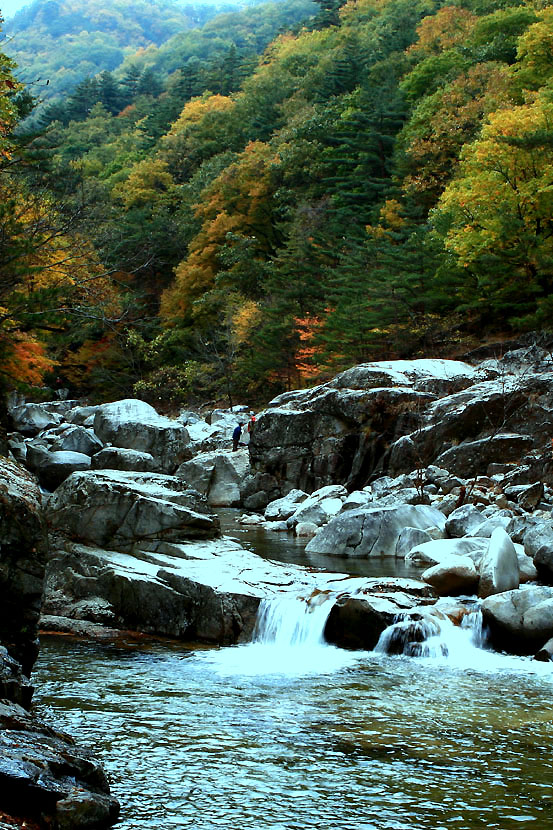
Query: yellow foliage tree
434,94,553,320
161,140,279,322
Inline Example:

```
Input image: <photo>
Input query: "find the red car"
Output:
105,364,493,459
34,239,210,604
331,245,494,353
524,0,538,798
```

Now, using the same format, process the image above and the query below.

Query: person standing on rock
247,414,256,434
232,423,244,452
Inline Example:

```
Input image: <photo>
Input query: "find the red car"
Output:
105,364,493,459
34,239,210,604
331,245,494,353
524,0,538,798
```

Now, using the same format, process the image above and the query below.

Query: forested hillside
1,0,553,409
2,0,257,112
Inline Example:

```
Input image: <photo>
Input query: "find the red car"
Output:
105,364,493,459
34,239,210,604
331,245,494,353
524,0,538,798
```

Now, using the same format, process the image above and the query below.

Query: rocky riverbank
0,460,119,829
3,342,553,823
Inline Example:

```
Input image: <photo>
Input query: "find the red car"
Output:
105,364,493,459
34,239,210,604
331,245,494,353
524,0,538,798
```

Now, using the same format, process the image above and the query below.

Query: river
33,512,553,830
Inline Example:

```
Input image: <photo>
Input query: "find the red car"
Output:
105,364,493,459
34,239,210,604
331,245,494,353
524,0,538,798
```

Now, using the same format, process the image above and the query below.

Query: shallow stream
33,513,553,830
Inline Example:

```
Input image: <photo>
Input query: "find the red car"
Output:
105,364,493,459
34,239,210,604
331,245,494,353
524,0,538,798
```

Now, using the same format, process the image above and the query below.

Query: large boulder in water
323,579,436,650
481,585,553,653
45,470,220,549
0,462,120,828
42,539,261,644
478,527,520,599
0,702,119,829
422,555,479,596
305,503,446,557
93,399,191,473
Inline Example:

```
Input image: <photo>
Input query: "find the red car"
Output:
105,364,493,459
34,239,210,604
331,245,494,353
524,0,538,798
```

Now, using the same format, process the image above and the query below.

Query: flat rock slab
42,536,433,646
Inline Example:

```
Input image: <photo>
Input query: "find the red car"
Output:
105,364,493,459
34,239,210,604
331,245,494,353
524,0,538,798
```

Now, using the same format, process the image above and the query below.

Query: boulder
66,404,103,426
91,447,159,472
481,585,553,652
295,522,318,538
340,489,373,511
435,434,535,479
182,419,233,453
0,646,33,709
323,578,436,650
248,361,453,495
305,503,446,557
405,537,488,566
249,355,553,497
240,471,281,512
43,540,260,644
175,448,250,507
478,528,520,599
0,459,47,677
0,703,119,829
445,504,484,537
517,549,538,583
466,511,514,538
50,425,104,456
41,538,432,649
7,434,27,464
264,489,309,522
395,527,434,558
93,399,190,473
422,556,479,596
534,637,553,662
31,449,92,491
287,484,347,529
45,470,220,549
9,402,62,436
523,521,553,557
503,482,544,511
534,543,553,583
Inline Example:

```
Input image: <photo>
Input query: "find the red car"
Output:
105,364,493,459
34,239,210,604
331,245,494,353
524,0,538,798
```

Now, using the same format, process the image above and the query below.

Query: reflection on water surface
34,633,553,830
216,507,427,579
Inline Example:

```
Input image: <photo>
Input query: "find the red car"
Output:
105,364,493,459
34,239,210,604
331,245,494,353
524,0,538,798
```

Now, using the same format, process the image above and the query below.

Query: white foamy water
200,593,363,677
375,609,553,677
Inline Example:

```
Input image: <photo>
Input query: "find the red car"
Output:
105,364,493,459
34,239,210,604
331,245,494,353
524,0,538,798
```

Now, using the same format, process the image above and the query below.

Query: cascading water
202,590,362,676
252,591,335,646
373,605,514,669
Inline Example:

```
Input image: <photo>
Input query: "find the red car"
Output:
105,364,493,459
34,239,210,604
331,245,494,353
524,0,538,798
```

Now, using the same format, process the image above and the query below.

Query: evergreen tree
98,70,122,115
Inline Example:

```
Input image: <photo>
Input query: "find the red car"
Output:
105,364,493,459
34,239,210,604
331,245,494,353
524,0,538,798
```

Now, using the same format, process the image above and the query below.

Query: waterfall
202,590,362,677
252,592,335,646
375,607,491,665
